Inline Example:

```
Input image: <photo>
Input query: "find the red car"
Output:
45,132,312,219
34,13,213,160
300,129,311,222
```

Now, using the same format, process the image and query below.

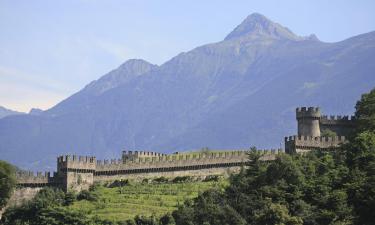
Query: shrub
153,177,169,183
77,190,98,202
90,182,102,191
64,191,76,206
203,175,221,182
109,179,130,188
172,176,193,183
142,178,150,184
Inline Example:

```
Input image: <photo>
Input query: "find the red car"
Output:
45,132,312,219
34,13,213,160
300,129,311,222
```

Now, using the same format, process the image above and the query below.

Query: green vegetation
0,178,227,225
320,129,337,138
0,160,16,209
68,179,227,222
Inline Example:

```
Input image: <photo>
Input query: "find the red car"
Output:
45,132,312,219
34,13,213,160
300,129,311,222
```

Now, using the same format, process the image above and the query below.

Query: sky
1,0,375,112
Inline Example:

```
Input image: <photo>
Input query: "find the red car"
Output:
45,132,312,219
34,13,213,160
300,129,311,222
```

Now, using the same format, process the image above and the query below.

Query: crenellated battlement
96,150,281,173
285,135,346,142
122,150,167,162
57,155,96,163
296,107,321,119
285,135,347,154
57,155,96,172
122,150,166,157
320,115,356,126
16,171,55,187
320,115,356,121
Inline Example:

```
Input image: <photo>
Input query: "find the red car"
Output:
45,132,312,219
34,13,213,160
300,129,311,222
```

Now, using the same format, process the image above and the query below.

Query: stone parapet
296,107,321,119
95,150,280,173
16,171,55,187
320,115,356,126
285,135,346,154
57,155,96,172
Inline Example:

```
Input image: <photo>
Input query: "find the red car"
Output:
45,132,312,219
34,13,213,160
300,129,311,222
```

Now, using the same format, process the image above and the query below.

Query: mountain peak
83,59,158,96
0,106,23,119
224,13,302,41
118,59,155,70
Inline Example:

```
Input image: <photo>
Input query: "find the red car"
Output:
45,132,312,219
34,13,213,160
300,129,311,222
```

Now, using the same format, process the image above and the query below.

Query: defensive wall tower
287,106,356,154
57,155,96,192
296,107,321,137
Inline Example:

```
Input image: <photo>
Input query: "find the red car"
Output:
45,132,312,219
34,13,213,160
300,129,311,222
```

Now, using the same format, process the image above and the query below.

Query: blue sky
1,0,374,112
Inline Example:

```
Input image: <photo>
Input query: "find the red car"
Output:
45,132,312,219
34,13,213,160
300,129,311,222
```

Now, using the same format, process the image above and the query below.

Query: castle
16,107,355,192
285,107,355,154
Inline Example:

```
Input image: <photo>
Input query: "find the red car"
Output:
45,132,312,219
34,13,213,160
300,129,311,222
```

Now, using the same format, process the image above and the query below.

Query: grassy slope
68,180,227,222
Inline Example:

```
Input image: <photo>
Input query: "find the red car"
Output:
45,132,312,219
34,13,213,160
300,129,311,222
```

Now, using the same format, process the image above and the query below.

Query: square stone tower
57,155,96,192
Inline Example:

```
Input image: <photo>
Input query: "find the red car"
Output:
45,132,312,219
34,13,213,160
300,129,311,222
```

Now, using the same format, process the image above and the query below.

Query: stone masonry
285,107,355,154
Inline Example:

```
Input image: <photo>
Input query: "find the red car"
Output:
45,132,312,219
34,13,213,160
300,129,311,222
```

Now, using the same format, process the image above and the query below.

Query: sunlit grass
68,180,228,222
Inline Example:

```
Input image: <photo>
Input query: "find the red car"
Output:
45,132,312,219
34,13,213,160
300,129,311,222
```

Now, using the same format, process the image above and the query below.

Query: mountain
0,106,23,119
29,108,44,115
224,13,316,41
0,13,374,170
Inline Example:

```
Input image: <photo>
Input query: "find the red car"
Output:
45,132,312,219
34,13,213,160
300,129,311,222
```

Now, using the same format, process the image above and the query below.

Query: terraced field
68,180,227,222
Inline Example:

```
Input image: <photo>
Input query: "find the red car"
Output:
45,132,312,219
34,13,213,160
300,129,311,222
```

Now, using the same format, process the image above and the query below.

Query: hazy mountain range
0,106,23,119
1,13,374,170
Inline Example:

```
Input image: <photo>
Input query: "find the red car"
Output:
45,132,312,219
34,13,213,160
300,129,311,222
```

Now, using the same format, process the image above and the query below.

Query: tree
254,202,303,225
0,160,16,209
160,213,175,225
344,88,375,225
321,129,337,138
354,88,375,133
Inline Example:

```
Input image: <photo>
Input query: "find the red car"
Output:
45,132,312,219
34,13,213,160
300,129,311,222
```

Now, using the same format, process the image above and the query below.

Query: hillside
0,13,374,170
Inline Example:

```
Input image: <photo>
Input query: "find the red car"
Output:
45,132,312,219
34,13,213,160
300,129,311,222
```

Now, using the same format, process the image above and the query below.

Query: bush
172,176,193,183
90,182,102,191
142,178,150,184
77,190,98,202
109,179,130,188
203,175,221,182
64,191,76,206
153,177,169,183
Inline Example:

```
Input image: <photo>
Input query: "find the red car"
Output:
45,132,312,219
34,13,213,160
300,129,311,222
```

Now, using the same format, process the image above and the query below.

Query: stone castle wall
97,151,249,172
319,115,356,137
94,167,242,182
15,106,356,192
16,171,51,186
285,107,355,154
57,155,96,191
15,149,279,191
285,135,346,154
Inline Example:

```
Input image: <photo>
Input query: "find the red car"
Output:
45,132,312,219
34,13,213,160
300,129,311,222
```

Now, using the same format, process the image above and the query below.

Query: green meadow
68,179,228,222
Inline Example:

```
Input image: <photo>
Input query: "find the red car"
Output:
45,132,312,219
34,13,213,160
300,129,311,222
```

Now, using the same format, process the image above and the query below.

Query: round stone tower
296,107,321,137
